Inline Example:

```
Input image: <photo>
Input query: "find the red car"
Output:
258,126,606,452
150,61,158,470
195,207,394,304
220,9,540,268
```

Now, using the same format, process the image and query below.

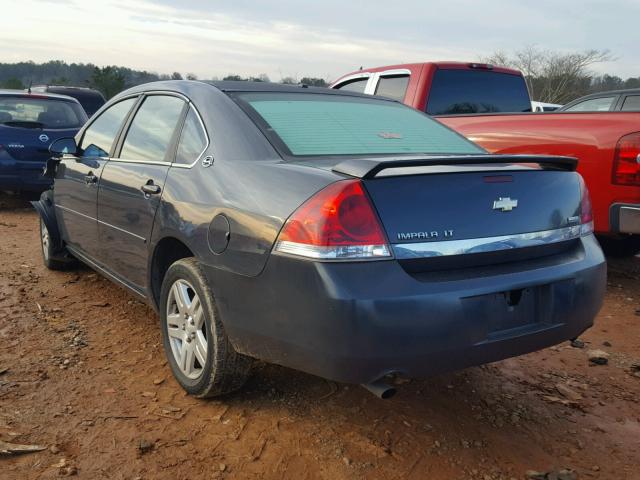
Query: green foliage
1,77,24,89
0,60,162,98
223,74,245,81
300,77,327,87
90,66,126,99
171,72,183,80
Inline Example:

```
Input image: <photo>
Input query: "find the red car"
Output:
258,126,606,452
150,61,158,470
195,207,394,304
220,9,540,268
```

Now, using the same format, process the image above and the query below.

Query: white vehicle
532,101,562,112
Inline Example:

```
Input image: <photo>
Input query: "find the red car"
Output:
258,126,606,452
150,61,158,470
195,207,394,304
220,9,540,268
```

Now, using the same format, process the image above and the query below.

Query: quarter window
564,96,616,112
335,78,369,94
621,95,640,111
375,75,409,102
79,97,136,157
120,95,185,162
175,107,207,165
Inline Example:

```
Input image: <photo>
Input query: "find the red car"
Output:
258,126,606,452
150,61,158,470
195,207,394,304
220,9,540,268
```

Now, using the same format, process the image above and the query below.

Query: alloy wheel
165,279,208,379
41,219,50,261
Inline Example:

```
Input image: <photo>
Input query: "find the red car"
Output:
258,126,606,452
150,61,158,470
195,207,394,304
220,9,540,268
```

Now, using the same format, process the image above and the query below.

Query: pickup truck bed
439,112,640,254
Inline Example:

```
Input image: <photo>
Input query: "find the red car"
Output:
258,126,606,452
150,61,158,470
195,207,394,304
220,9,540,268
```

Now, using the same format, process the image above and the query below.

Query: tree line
486,46,639,104
0,51,637,104
0,60,327,99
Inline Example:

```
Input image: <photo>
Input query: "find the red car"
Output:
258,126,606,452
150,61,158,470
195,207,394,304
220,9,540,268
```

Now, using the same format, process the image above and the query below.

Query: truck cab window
375,75,409,102
335,78,368,94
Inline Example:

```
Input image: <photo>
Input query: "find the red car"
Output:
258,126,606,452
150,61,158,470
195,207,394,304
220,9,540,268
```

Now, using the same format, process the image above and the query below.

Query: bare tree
485,46,614,103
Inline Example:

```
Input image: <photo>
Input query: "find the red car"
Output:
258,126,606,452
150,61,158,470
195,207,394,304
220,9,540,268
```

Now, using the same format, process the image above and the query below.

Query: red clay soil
1,196,639,480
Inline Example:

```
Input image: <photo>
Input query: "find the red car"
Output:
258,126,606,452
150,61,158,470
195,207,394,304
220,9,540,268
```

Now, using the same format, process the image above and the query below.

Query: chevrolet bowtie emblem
493,197,518,212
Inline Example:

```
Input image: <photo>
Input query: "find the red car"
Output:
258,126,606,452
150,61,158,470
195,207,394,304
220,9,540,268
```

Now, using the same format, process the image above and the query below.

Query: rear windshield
234,92,484,157
47,89,106,116
0,96,87,129
426,69,531,115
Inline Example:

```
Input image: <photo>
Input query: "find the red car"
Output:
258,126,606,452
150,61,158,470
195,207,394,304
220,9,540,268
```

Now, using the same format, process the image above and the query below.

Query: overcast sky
0,0,637,81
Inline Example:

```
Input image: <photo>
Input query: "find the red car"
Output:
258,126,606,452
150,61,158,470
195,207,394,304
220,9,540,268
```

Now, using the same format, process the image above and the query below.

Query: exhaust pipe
361,380,397,399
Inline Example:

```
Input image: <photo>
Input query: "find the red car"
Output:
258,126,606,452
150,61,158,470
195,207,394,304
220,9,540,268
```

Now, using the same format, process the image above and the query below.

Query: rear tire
159,258,252,398
39,217,76,270
598,235,640,257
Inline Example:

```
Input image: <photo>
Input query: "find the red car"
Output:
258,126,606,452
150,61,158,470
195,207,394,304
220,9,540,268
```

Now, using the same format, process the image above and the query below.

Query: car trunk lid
0,125,78,162
332,155,583,269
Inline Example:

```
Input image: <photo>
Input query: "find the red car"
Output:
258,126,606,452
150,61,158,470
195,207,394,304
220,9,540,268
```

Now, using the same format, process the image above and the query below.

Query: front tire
159,258,252,397
39,217,75,270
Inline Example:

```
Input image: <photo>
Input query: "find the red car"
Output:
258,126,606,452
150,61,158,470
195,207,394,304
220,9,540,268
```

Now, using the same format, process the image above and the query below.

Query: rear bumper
0,158,51,191
610,203,640,234
204,235,606,384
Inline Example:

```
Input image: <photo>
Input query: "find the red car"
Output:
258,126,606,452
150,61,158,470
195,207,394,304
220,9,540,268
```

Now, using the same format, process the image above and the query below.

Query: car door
54,97,138,258
96,94,187,292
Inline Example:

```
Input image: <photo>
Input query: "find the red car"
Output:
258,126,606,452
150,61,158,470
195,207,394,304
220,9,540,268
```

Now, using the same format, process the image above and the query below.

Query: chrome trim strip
98,219,146,242
275,240,391,260
55,204,94,222
56,205,146,242
393,226,582,259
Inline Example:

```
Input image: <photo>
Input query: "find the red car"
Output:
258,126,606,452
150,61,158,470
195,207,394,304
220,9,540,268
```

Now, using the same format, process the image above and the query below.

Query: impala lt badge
493,197,518,212
397,230,454,241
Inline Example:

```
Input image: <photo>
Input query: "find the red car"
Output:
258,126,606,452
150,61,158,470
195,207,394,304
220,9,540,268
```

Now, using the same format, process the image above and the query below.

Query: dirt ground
1,194,639,480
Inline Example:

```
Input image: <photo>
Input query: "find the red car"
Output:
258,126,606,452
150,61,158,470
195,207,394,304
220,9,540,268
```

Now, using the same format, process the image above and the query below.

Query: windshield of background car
234,92,484,157
426,69,532,115
0,96,86,129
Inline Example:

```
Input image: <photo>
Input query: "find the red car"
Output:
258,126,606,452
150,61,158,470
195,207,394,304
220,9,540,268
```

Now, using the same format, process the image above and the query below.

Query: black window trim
619,94,640,112
563,94,620,112
333,75,371,93
112,92,189,166
172,104,211,169
76,94,142,159
373,73,411,101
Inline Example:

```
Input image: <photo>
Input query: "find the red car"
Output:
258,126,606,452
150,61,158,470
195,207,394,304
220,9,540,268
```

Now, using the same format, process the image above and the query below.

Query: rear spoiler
332,155,578,179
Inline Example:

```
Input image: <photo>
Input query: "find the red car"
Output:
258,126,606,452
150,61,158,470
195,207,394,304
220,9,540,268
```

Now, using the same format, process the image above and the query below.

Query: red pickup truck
331,62,532,115
331,64,640,256
440,113,640,255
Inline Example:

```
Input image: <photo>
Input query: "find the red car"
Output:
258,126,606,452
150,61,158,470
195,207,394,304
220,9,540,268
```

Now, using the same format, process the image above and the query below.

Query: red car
332,64,640,256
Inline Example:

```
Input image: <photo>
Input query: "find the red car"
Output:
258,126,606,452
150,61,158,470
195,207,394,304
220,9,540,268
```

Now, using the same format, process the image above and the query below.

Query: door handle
84,173,98,185
141,183,161,195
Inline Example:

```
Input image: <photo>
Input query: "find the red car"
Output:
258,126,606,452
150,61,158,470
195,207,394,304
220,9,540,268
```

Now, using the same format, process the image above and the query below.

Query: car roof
0,89,83,103
34,85,105,97
116,80,391,101
569,88,640,100
332,62,523,85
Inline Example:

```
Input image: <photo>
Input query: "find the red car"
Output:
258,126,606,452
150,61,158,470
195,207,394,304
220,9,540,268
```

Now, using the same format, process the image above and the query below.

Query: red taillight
275,180,391,260
613,132,640,186
578,174,594,235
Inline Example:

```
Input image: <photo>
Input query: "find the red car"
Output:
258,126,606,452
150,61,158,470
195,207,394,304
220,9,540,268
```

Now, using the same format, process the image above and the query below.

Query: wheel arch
149,236,196,311
31,190,63,252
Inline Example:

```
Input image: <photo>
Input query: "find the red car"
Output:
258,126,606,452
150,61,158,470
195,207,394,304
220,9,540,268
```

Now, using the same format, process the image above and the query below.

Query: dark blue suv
0,90,87,193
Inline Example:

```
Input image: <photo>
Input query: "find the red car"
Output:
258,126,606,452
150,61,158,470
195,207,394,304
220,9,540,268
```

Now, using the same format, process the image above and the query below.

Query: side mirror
49,137,78,157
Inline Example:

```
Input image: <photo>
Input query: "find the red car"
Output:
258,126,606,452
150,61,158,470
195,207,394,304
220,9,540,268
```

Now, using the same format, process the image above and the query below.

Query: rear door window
334,78,369,94
175,107,208,165
426,69,531,115
620,95,640,111
119,95,186,162
375,75,409,101
564,96,616,112
79,97,136,157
